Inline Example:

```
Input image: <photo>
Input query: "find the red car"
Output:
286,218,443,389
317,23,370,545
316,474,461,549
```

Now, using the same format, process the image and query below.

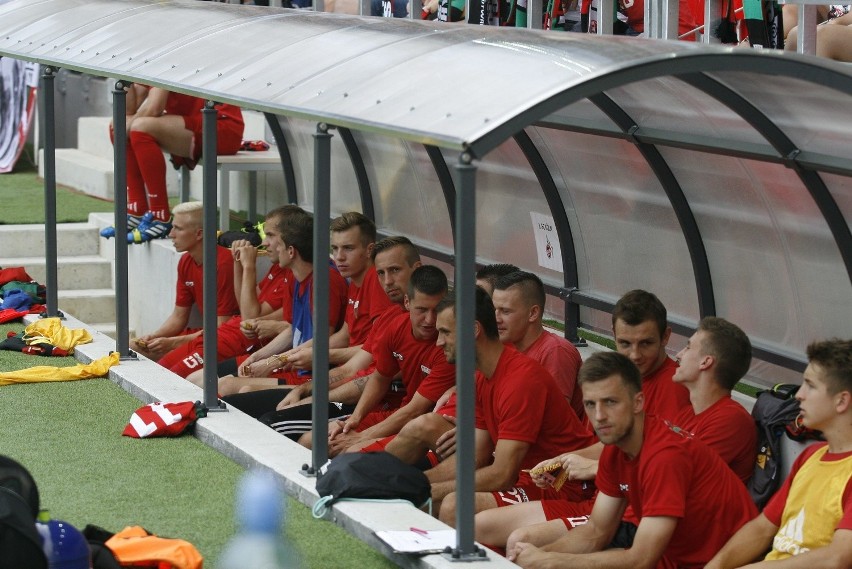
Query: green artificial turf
0,323,396,568
0,149,115,224
0,147,249,228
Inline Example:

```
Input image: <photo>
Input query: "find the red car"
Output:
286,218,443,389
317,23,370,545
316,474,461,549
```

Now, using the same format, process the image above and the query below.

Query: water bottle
35,511,91,569
217,469,301,569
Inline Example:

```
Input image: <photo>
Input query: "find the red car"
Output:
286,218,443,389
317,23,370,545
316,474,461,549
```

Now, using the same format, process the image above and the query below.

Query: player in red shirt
493,271,585,423
220,209,348,393
306,265,455,455
426,288,600,525
671,316,756,483
222,236,420,433
707,338,852,568
101,86,244,243
511,351,757,569
263,212,394,373
167,206,303,381
130,202,239,362
476,289,692,552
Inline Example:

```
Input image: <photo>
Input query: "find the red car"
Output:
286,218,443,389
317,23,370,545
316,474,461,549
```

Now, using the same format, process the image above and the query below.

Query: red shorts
491,480,596,511
541,498,596,527
158,317,253,378
182,112,243,162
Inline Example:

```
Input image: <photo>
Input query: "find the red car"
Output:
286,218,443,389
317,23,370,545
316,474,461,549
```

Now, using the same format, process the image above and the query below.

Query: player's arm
704,513,782,569
507,492,625,564
429,429,494,499
734,528,852,569
148,305,193,339
332,370,392,434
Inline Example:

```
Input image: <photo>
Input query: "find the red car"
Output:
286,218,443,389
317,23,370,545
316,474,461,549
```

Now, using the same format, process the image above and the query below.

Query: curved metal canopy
2,0,852,159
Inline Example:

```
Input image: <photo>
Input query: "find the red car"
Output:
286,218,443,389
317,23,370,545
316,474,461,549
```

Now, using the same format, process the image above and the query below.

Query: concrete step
77,116,114,160
39,148,115,200
0,223,101,257
88,322,135,341
0,255,113,291
57,289,116,324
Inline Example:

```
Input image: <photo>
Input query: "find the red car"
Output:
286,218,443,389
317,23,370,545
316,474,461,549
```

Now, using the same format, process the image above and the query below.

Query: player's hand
285,346,313,370
435,416,457,460
433,386,455,412
276,385,307,410
563,454,598,481
240,318,259,340
238,352,262,377
231,239,257,265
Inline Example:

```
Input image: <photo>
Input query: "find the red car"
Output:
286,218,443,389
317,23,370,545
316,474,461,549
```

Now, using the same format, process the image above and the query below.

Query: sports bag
747,384,813,509
0,455,47,569
313,452,431,518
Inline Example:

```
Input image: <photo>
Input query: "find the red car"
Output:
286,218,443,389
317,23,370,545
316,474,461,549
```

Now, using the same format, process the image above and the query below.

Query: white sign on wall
530,212,563,273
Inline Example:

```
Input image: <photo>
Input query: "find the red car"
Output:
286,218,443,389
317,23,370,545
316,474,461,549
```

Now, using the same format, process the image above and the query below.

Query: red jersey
763,442,852,559
164,92,243,127
361,304,406,356
373,311,456,407
524,330,585,423
474,346,598,490
344,266,394,346
643,357,691,421
673,396,756,483
256,264,292,311
175,246,239,317
597,415,757,568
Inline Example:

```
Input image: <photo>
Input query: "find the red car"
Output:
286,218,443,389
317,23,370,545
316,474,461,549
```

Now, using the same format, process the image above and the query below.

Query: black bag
313,452,431,518
0,456,47,569
747,384,806,509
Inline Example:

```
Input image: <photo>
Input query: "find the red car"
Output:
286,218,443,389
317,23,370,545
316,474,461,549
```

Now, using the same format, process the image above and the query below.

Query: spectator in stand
786,8,852,62
130,202,239,362
510,351,758,569
706,338,852,568
100,85,244,243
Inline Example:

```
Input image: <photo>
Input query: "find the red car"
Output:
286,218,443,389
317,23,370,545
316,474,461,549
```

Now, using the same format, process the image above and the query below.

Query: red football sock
129,130,171,221
114,125,147,215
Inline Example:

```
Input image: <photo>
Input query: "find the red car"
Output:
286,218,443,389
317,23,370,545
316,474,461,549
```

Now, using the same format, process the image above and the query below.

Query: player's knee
298,431,313,449
439,493,457,525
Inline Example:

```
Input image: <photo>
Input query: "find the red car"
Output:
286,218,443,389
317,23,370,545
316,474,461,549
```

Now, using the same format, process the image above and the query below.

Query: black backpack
313,452,431,518
0,456,47,569
746,384,819,509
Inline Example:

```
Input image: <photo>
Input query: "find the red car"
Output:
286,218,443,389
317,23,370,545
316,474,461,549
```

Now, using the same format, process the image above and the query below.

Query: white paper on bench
375,529,457,554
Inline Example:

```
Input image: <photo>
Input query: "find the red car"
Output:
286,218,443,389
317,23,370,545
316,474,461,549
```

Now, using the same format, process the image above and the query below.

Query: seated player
706,338,852,568
509,351,757,569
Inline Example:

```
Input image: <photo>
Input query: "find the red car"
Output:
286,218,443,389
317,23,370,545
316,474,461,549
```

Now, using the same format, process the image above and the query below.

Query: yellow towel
0,353,119,386
23,318,93,351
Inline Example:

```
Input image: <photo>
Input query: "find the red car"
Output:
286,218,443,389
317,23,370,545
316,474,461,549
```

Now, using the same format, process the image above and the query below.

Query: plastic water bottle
35,511,91,569
217,470,302,569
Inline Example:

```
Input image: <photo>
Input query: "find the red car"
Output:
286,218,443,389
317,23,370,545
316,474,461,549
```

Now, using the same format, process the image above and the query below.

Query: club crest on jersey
393,351,404,361
421,365,431,375
619,483,630,493
185,281,195,287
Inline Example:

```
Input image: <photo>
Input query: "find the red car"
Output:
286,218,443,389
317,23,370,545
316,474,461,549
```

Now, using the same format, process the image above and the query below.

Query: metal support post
40,66,62,319
662,0,680,39
527,0,543,28
598,0,615,34
445,153,486,562
202,101,226,412
112,80,134,358
703,0,722,42
798,4,817,54
303,123,333,477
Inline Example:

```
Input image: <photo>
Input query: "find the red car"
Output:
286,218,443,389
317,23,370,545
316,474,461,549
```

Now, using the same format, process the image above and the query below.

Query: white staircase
0,223,124,338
